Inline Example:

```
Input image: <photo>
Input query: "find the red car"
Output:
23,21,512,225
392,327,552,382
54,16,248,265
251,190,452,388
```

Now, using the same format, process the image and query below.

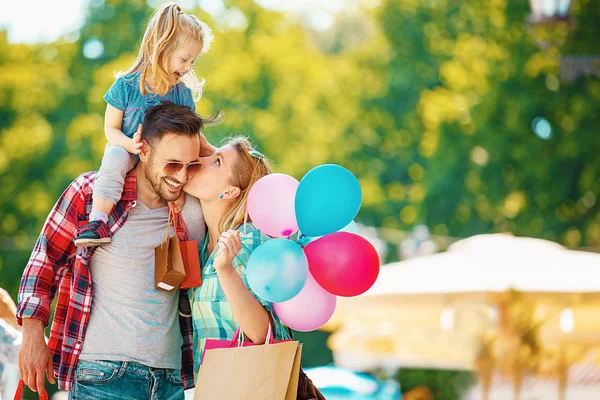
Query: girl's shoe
74,220,112,247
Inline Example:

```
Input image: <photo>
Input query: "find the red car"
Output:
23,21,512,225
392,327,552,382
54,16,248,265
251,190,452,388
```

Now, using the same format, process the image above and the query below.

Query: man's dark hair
142,102,221,144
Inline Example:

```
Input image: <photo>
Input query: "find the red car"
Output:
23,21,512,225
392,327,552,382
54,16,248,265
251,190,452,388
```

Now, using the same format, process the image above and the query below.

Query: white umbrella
366,234,600,298
328,234,600,400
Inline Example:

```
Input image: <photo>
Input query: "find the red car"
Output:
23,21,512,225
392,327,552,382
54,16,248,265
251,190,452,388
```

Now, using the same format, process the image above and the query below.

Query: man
16,103,210,399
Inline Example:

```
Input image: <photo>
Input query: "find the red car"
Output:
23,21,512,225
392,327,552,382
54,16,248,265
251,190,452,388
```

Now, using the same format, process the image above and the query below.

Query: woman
182,137,288,374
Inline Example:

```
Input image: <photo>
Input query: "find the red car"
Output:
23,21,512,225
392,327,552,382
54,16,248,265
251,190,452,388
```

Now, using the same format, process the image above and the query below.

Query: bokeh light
83,38,104,59
532,116,553,140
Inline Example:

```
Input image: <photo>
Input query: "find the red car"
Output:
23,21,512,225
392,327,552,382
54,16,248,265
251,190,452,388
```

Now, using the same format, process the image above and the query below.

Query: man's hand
199,133,216,158
19,319,55,396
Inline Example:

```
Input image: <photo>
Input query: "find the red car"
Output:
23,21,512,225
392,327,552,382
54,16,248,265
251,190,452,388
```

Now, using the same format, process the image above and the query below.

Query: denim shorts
69,360,184,400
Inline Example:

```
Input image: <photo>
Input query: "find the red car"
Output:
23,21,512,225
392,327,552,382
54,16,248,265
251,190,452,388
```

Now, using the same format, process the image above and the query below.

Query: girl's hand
127,124,143,154
213,230,242,272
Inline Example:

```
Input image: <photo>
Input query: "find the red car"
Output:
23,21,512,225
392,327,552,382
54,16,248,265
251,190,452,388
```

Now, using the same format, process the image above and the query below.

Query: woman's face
184,145,240,201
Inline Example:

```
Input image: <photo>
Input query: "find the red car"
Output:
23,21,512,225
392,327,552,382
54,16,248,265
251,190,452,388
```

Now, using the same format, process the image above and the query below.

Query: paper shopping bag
202,325,281,358
171,202,202,289
194,340,302,400
155,235,186,292
179,239,202,289
285,343,303,400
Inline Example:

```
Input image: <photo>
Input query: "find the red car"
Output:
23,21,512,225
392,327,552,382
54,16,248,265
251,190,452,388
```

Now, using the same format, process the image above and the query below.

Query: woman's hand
213,230,242,272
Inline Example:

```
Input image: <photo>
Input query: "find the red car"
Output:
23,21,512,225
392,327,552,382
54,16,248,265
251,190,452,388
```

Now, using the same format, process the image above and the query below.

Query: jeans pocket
75,360,118,384
167,370,183,386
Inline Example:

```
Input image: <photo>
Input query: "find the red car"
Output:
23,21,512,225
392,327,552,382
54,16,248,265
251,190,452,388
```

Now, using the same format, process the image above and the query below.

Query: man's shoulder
68,170,136,198
180,194,205,241
69,171,98,194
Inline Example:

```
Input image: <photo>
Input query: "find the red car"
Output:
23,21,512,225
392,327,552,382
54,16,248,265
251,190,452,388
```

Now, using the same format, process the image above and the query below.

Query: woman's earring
219,194,224,199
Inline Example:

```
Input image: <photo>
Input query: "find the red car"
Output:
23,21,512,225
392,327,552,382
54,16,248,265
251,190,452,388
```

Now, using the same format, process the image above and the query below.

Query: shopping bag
155,234,186,292
194,325,302,400
171,203,202,289
201,323,280,358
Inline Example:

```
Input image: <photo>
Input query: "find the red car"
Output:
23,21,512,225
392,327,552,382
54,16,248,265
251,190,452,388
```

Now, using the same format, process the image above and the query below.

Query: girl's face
184,145,240,202
167,40,204,84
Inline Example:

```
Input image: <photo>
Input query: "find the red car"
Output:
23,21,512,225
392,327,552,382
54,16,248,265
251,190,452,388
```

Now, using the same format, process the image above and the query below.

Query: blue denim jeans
69,360,184,400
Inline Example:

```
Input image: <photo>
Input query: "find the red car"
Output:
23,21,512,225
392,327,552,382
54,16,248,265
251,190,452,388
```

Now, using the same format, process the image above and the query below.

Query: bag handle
160,206,174,245
169,202,192,241
14,380,48,400
230,323,276,347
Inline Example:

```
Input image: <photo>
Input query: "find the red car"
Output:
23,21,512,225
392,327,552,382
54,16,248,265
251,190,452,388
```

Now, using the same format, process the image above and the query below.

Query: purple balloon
248,174,299,237
273,272,337,332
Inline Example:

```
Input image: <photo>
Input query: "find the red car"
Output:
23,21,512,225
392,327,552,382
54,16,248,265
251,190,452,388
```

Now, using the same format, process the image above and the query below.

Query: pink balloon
305,232,380,297
248,174,299,237
273,272,336,332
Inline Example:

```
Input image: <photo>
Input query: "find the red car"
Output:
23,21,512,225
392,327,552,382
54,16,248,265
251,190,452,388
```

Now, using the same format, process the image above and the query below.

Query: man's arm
17,178,84,326
17,174,87,395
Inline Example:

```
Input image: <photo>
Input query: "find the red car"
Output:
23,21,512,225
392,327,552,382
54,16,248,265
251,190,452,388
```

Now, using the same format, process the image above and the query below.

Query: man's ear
139,140,151,162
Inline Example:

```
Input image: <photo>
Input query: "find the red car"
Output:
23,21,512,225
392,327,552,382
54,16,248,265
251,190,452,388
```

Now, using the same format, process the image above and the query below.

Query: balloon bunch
246,164,380,332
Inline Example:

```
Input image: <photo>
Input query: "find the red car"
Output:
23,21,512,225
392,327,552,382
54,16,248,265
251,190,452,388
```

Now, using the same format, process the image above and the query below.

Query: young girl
75,2,215,247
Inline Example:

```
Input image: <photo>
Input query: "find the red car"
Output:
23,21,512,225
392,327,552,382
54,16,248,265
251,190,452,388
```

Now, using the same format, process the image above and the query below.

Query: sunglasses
146,143,203,176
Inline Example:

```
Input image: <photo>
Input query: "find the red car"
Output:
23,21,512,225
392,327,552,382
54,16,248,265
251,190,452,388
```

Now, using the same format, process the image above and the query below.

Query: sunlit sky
0,0,357,44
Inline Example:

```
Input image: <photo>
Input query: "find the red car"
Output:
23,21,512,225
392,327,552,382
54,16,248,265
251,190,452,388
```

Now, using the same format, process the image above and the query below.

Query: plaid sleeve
234,225,290,340
234,226,270,307
16,175,87,326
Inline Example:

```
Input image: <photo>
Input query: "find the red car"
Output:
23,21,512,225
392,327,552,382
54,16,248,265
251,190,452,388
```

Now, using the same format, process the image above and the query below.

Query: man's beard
143,156,182,202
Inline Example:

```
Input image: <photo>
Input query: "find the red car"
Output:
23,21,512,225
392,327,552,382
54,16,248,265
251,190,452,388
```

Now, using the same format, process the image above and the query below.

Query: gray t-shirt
79,195,205,369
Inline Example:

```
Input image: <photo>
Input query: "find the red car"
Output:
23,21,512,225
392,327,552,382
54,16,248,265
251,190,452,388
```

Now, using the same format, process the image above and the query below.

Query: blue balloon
247,239,308,303
295,165,362,237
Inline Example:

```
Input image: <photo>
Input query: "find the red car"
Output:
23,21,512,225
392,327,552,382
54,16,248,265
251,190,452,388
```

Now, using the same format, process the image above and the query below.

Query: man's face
142,133,201,202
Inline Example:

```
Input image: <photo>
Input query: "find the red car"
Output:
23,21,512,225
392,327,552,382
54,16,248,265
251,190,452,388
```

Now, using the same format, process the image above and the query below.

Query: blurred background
0,0,599,399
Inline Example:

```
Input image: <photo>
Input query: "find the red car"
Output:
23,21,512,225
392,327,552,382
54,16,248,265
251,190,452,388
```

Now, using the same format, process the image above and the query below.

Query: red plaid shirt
16,170,196,391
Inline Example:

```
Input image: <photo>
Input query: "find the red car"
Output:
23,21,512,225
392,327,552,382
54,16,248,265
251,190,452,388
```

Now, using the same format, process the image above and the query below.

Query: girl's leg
74,143,137,247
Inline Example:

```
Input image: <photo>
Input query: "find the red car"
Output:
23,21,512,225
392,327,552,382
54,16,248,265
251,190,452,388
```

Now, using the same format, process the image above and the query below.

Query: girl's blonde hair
120,2,213,100
219,137,273,234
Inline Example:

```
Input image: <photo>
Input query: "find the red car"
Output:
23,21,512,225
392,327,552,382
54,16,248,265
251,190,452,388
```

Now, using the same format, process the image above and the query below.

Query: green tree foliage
357,0,600,251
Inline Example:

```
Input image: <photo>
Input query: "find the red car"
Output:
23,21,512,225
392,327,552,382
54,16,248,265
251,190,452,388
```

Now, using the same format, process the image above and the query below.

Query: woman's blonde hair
219,137,273,234
120,2,213,100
